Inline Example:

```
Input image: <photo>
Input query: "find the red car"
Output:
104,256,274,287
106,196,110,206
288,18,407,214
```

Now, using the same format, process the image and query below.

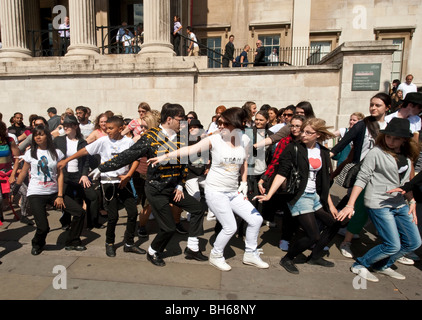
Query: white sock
187,237,199,252
148,246,157,256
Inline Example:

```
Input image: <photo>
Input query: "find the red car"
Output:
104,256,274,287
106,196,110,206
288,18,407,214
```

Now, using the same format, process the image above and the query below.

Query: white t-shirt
85,136,134,184
207,122,219,134
24,149,65,197
66,138,79,173
189,32,199,48
398,82,417,98
205,132,250,192
79,122,94,140
385,111,421,133
305,145,322,194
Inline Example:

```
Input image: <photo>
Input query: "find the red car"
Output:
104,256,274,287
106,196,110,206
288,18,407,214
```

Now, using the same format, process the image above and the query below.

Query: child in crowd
58,116,145,257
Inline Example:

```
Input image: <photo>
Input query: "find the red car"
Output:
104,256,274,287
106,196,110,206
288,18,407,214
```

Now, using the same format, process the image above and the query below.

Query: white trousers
205,189,263,255
185,176,206,201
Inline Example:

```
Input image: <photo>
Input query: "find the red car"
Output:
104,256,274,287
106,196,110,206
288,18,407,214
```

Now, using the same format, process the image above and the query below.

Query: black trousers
29,193,85,249
173,34,181,56
63,173,100,228
286,208,341,260
102,183,138,245
145,184,205,253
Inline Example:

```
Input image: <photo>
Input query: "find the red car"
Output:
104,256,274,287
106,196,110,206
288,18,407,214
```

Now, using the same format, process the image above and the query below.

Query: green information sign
352,63,382,91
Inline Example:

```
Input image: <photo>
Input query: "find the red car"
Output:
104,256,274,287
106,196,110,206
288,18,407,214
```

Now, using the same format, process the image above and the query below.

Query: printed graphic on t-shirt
37,155,54,183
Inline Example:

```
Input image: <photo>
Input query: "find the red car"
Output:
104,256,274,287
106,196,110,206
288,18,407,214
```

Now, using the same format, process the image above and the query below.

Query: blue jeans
354,205,421,271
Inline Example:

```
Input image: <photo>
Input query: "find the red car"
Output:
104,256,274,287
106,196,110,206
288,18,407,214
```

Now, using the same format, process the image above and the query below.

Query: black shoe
137,226,148,238
20,216,35,226
123,244,146,254
280,256,299,274
0,212,4,222
65,245,87,251
105,243,116,257
184,247,208,261
307,257,335,267
31,247,43,256
147,252,166,267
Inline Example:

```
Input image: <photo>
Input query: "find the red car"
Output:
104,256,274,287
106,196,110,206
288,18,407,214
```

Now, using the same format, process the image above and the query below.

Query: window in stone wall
258,34,280,62
200,37,222,68
309,41,332,65
388,38,404,82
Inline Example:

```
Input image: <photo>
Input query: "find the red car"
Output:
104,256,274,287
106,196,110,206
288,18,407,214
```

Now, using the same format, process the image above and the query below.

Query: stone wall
0,41,395,131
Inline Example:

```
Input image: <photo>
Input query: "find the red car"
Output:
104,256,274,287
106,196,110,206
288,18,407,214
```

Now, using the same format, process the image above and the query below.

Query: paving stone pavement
1,184,421,307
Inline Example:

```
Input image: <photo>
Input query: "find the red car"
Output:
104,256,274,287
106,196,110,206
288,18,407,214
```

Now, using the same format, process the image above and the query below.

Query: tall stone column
66,0,100,56
140,0,175,57
0,0,32,59
25,0,41,57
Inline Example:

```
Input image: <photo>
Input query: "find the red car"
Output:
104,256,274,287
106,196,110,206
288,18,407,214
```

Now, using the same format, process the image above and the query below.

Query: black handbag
342,161,363,189
281,144,301,194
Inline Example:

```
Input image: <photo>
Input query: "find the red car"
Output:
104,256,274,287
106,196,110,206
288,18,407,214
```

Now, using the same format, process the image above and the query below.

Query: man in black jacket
97,104,207,267
254,40,267,67
222,35,235,68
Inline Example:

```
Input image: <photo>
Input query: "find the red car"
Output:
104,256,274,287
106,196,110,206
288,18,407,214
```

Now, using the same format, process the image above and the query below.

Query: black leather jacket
99,127,188,191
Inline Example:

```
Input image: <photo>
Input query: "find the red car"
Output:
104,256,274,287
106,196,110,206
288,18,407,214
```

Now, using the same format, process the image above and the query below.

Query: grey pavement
1,183,422,302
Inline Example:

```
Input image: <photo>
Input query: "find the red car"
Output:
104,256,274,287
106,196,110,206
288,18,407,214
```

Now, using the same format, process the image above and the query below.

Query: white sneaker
350,264,379,282
243,249,269,269
405,252,420,261
209,252,231,271
279,240,289,251
374,267,406,280
206,212,216,221
340,242,353,259
397,256,414,265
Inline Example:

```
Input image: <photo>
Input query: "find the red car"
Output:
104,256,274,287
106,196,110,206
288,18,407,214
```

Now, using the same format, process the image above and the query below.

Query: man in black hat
385,92,422,142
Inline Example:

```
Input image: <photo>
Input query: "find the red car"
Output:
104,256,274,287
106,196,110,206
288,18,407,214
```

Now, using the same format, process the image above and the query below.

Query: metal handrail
96,25,143,55
179,33,224,66
27,26,326,67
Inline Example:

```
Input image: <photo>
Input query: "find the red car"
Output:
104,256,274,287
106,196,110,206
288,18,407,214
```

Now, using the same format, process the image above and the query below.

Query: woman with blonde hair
255,118,342,274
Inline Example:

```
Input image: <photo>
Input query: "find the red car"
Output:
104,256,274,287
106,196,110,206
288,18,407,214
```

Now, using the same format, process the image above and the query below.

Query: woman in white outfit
149,107,269,271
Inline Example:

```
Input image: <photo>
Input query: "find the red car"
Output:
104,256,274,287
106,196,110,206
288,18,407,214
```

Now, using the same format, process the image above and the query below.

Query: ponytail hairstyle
31,125,58,161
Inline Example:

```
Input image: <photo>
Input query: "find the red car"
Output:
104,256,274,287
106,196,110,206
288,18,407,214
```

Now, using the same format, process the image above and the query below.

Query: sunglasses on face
218,119,230,126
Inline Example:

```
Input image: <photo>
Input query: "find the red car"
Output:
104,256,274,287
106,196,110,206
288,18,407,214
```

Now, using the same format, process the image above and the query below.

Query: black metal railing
96,25,143,55
27,26,327,68
27,28,71,57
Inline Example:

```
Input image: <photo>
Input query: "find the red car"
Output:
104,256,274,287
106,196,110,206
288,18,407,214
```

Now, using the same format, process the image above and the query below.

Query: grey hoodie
355,146,411,209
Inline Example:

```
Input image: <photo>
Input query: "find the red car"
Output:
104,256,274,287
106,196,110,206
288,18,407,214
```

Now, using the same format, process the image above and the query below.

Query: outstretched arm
148,137,211,166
